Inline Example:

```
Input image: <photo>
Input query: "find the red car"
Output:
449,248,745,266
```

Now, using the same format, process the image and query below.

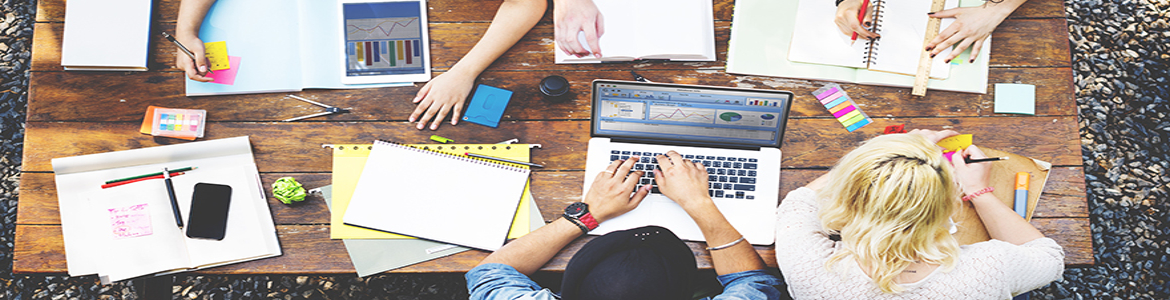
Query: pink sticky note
208,56,241,85
108,203,153,239
943,151,957,163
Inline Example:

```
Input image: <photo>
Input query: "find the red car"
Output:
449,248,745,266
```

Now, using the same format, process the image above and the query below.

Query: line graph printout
648,104,716,124
342,1,427,77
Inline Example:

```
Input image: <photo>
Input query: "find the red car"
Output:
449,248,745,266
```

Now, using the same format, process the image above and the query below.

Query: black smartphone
186,183,232,240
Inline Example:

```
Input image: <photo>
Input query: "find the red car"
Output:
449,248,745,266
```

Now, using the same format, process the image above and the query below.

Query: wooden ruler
911,0,949,96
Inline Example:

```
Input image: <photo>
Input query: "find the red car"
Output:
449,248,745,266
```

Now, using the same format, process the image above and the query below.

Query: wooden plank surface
22,0,1088,276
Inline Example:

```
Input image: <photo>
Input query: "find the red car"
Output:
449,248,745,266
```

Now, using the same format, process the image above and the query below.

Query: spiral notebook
343,140,531,251
787,0,958,78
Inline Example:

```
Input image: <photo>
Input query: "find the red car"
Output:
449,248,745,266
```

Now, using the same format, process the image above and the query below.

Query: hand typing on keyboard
652,151,712,210
582,156,652,223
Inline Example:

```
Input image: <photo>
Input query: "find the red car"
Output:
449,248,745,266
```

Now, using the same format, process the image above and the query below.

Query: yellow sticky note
937,134,973,152
203,41,230,71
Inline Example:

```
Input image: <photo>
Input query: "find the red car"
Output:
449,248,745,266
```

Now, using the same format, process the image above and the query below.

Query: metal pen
161,32,212,74
163,167,184,228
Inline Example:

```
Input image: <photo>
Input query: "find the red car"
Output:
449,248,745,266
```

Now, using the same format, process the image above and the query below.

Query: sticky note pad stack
203,41,231,71
150,108,207,139
812,83,872,132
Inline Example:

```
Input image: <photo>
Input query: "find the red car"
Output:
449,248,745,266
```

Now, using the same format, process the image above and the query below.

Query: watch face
564,202,588,218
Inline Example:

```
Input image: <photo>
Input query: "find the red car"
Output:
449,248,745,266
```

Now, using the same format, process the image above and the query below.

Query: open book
52,137,280,283
727,0,991,94
789,0,958,78
554,0,715,63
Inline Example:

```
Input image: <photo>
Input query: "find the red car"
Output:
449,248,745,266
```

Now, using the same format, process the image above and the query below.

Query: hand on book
925,2,1020,63
584,156,650,223
409,71,476,130
653,151,713,211
833,0,879,40
553,0,605,58
175,34,213,82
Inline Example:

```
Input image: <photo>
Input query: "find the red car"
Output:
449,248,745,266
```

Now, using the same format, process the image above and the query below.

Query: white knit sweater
775,188,1065,299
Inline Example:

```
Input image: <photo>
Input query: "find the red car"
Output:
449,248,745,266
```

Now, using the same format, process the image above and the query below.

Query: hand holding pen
163,32,213,82
834,0,880,42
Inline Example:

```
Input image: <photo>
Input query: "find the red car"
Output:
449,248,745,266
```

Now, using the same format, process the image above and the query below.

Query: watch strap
563,214,590,234
579,213,599,230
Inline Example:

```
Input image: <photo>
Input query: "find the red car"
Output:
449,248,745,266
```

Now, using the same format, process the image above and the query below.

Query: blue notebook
462,84,513,128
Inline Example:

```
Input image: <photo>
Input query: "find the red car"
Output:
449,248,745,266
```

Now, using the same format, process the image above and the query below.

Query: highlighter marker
1014,172,1030,218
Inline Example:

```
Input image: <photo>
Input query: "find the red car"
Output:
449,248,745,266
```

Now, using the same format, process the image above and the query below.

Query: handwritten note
937,134,973,152
108,203,153,239
203,41,230,71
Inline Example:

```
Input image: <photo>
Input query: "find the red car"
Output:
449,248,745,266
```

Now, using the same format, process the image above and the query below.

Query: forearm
969,193,1044,245
176,0,216,38
447,0,545,77
478,217,583,275
684,201,766,275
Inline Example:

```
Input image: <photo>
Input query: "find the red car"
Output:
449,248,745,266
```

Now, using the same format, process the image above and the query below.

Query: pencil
964,156,1008,164
851,0,871,46
106,165,197,183
101,172,185,189
465,153,544,168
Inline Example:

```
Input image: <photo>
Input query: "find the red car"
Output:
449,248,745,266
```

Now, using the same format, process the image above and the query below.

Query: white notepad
343,140,531,251
61,0,152,71
553,0,715,63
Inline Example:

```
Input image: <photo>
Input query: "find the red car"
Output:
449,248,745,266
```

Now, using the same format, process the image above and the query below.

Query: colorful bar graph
405,40,413,64
812,83,872,132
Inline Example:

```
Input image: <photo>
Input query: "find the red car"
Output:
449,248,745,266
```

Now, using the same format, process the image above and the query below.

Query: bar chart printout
343,2,426,76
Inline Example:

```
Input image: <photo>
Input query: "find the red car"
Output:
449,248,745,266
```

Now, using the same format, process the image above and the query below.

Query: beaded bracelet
962,187,995,201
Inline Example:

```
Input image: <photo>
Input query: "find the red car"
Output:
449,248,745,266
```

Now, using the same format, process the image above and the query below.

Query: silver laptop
582,80,793,245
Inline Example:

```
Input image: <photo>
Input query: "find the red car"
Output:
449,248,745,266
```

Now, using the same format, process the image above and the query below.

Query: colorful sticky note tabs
208,56,241,85
937,134,974,152
994,83,1036,115
203,41,230,71
812,83,872,132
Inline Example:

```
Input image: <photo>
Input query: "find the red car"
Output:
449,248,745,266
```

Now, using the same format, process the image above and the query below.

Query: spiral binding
373,140,530,173
861,0,885,66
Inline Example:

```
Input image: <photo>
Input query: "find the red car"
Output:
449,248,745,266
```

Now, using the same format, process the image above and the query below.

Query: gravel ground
3,0,1169,298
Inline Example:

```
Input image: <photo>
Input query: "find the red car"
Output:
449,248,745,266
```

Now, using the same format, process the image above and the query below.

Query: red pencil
101,172,185,189
851,0,871,45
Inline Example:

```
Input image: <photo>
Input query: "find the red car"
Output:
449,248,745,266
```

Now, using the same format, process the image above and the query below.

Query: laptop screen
591,80,794,148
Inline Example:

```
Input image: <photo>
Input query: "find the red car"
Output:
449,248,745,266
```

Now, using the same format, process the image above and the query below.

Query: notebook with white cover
787,0,958,78
61,0,151,71
343,140,530,251
554,0,715,63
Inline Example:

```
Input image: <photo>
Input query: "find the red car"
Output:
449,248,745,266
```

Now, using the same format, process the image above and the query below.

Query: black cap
560,226,696,300
539,75,570,98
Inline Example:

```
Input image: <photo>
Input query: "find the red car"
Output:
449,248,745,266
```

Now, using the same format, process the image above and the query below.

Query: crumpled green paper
273,177,307,204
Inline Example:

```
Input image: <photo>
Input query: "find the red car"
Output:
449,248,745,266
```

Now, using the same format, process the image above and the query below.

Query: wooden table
16,0,1092,281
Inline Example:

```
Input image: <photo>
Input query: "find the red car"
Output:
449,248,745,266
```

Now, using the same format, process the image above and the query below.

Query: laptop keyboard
609,150,759,200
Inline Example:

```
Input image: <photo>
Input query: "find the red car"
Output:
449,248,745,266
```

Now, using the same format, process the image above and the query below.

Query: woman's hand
408,70,476,130
833,0,879,40
174,34,212,82
583,156,650,223
950,145,993,195
925,2,1021,63
653,151,712,211
553,0,605,57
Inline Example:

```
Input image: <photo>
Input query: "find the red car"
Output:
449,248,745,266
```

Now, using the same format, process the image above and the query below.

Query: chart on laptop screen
594,83,791,146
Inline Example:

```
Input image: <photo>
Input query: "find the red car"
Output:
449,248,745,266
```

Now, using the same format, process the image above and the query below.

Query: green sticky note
959,0,986,7
994,83,1036,115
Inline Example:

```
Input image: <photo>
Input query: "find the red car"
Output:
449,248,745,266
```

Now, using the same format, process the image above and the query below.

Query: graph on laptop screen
594,83,792,147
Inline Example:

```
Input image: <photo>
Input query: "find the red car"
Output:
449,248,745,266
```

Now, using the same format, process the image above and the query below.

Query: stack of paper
61,0,151,71
52,137,280,283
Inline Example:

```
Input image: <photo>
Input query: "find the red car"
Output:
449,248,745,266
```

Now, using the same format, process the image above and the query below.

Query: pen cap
1014,172,1030,189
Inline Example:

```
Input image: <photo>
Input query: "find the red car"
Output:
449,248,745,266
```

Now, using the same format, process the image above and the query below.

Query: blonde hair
817,134,960,293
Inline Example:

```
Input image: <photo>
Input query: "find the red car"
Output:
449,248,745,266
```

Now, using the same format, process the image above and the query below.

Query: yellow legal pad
329,144,535,239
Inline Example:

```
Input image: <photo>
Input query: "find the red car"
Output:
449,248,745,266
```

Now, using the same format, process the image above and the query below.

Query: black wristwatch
563,202,599,234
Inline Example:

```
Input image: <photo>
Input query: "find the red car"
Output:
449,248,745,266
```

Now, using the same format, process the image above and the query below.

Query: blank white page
61,0,151,70
343,141,530,251
867,0,958,77
788,0,870,69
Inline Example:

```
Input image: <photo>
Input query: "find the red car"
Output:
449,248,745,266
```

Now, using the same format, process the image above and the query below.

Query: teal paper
994,83,1036,115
